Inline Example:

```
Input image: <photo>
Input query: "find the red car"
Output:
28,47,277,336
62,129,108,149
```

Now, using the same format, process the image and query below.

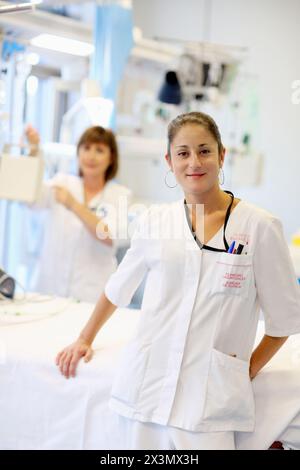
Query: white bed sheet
0,296,299,450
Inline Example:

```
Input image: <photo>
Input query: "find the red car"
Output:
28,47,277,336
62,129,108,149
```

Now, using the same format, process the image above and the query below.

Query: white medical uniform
116,414,235,450
31,173,132,303
104,198,300,449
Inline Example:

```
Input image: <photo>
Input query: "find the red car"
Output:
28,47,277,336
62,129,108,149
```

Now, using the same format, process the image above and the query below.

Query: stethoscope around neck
184,190,235,253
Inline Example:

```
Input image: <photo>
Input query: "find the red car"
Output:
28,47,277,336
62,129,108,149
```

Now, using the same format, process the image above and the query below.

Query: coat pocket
210,252,254,299
202,348,255,427
110,341,149,405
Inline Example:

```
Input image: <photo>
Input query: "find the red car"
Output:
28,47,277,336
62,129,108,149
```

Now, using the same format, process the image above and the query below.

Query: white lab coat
105,199,300,432
30,173,132,303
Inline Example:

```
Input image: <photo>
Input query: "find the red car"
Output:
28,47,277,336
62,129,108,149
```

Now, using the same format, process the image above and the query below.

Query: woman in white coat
27,125,132,303
55,112,300,449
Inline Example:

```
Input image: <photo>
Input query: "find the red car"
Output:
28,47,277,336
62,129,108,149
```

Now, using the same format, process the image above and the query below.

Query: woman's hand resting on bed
56,338,93,378
56,293,117,379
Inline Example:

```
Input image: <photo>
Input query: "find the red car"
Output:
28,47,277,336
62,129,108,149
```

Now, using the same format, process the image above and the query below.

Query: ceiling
0,1,244,72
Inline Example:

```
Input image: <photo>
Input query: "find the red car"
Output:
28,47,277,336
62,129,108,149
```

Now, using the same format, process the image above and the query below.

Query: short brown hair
167,111,224,156
77,126,118,181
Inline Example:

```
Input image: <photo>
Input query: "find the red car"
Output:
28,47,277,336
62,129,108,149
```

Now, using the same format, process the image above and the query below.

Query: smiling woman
25,125,132,302
165,112,235,245
56,112,300,450
77,126,118,183
165,111,225,201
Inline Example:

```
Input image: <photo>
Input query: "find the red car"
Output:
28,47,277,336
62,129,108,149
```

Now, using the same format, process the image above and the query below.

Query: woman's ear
165,153,173,171
219,147,226,168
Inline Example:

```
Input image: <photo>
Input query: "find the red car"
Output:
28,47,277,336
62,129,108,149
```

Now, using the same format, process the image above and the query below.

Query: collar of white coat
83,180,114,209
165,198,202,251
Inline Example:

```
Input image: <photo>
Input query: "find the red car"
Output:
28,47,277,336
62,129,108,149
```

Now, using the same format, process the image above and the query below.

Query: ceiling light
30,34,94,57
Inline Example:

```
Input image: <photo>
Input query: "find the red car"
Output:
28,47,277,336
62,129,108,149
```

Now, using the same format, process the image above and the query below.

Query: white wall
133,0,300,238
133,0,208,42
210,0,300,239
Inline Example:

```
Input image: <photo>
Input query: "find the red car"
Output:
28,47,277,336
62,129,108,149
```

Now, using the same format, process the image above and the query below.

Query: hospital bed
0,296,299,450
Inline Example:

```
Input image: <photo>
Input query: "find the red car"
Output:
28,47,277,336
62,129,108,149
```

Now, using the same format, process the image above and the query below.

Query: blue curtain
90,3,133,128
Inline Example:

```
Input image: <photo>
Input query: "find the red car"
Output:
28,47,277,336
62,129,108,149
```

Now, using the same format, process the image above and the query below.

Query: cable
0,277,77,325
0,275,55,304
0,292,55,304
0,298,73,326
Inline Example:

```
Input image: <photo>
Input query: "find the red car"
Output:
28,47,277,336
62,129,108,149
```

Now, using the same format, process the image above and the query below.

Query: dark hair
77,126,118,181
167,111,224,155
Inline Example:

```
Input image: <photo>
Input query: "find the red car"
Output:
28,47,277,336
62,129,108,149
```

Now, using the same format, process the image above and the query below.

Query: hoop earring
164,170,178,188
219,167,225,186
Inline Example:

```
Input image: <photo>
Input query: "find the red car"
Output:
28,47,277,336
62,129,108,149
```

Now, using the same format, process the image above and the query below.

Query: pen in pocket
227,241,235,253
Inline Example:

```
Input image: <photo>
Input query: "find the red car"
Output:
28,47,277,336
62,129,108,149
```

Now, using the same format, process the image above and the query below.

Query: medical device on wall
0,268,15,299
59,79,114,144
0,150,44,203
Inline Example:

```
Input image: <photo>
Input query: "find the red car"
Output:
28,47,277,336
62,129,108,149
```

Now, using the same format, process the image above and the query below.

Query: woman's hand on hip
55,339,93,378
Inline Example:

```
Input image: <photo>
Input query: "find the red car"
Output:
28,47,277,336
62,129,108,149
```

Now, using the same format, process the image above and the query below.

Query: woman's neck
185,186,230,215
83,175,106,194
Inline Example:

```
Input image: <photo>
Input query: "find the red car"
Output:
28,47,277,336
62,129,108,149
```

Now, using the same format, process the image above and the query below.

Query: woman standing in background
26,125,132,303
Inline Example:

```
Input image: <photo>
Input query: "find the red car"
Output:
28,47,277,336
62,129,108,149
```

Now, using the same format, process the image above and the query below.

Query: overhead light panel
30,34,94,57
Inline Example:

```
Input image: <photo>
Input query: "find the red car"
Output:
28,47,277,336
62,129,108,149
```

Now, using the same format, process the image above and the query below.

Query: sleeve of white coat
31,182,52,209
95,187,133,250
30,173,64,210
254,217,300,336
104,210,149,307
